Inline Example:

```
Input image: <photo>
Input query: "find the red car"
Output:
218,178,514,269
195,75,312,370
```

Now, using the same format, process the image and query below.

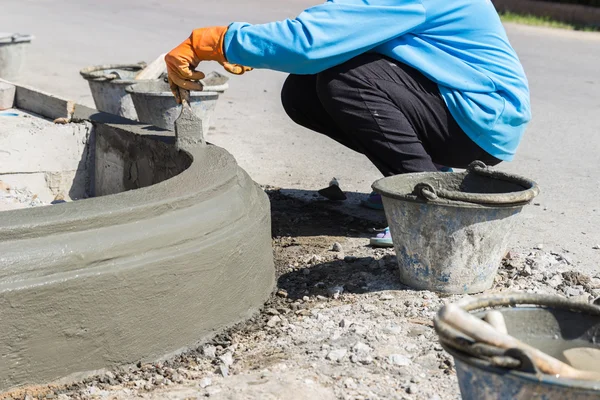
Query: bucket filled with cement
126,79,224,133
0,33,33,80
80,63,154,120
434,293,600,399
372,161,539,294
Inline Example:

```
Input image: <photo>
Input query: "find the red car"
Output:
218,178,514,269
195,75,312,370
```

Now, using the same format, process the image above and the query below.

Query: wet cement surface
0,126,275,391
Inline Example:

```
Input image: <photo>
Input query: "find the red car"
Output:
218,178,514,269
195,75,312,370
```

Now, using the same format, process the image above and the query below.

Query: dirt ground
3,189,599,400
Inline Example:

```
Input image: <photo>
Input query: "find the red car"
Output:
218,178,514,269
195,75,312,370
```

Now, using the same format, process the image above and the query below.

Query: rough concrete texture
0,138,274,392
93,123,190,196
0,108,93,204
0,87,275,391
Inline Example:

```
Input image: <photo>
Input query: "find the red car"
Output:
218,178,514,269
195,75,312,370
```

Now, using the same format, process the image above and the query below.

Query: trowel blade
174,89,205,150
318,185,347,201
563,347,600,373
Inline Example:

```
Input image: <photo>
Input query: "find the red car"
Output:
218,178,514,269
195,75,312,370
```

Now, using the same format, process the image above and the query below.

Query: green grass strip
500,11,599,31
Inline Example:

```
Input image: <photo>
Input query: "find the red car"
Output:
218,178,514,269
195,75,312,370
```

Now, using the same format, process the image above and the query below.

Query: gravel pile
0,180,45,211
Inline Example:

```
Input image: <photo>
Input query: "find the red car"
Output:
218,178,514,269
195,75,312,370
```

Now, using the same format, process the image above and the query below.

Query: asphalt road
1,0,599,274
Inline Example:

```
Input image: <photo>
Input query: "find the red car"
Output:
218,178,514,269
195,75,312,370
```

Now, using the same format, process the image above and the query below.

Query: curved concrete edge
0,96,275,391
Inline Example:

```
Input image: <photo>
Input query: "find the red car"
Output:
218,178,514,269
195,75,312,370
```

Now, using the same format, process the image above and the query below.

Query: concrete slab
0,109,90,173
0,108,92,202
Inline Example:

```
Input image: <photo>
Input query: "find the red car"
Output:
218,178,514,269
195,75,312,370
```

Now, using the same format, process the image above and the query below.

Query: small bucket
434,293,600,399
125,80,221,133
0,33,33,81
372,161,539,294
80,63,152,120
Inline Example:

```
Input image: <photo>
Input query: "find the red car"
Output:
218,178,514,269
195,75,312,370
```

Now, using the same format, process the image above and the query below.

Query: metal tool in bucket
434,293,600,399
372,161,540,294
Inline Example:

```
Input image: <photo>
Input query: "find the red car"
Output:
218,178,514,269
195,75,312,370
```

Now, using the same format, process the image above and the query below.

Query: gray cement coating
0,2,596,274
0,89,275,391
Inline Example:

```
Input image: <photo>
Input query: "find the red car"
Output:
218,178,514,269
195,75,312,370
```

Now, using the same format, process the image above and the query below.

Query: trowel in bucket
174,88,205,151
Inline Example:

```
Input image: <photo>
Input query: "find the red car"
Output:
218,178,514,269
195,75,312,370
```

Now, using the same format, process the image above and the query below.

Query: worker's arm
224,0,426,74
166,0,426,99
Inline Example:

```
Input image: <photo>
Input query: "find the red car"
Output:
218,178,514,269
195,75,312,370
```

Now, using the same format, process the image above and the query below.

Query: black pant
281,53,501,176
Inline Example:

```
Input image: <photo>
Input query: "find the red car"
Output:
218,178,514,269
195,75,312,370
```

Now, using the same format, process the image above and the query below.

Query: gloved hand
165,26,252,103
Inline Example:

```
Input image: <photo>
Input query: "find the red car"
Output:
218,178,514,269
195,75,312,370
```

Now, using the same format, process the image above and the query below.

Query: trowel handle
439,304,600,381
178,88,191,107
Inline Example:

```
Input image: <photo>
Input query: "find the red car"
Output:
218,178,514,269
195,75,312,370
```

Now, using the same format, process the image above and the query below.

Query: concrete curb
0,83,275,392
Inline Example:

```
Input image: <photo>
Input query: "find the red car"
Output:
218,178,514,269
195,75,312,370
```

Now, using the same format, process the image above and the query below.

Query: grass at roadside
499,11,599,31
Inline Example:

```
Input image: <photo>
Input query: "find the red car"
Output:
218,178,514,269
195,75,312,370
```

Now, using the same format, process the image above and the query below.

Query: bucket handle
434,293,600,374
414,161,540,205
80,62,147,81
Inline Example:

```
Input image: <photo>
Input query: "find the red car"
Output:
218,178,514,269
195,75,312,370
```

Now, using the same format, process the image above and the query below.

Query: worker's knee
280,75,295,117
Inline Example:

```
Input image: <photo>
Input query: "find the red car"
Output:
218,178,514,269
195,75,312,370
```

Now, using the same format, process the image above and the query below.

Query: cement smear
0,125,274,392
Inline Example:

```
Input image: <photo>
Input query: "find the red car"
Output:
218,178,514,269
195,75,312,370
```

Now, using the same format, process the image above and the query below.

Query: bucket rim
372,174,527,209
79,63,146,82
125,84,220,98
0,33,34,44
372,163,540,208
434,293,600,391
445,342,600,392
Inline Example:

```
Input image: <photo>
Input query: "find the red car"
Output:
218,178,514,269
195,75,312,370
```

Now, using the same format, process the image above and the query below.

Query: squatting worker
165,0,530,247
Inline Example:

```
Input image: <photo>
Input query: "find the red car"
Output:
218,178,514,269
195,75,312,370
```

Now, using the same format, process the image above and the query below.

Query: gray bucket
0,33,33,81
80,63,153,120
434,293,600,399
125,80,220,133
372,161,539,294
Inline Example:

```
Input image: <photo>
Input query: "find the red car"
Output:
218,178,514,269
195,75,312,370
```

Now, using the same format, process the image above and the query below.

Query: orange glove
165,26,252,103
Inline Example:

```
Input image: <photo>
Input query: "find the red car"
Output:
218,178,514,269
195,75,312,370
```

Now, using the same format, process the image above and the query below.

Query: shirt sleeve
223,0,426,75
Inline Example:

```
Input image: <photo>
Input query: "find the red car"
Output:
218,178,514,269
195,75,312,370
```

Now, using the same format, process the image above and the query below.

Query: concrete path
1,1,599,274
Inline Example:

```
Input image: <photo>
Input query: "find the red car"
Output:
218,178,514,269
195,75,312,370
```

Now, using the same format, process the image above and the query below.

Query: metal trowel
563,347,600,373
318,177,347,201
174,88,205,151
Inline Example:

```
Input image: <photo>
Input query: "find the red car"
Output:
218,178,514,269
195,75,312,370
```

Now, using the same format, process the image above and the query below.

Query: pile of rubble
2,191,598,400
0,180,45,211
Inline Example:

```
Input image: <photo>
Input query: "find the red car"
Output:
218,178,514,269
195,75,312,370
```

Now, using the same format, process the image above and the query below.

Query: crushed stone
0,180,46,211
3,188,598,400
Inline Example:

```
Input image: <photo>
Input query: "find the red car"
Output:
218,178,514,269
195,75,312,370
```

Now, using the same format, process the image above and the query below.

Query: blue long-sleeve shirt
223,0,531,161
